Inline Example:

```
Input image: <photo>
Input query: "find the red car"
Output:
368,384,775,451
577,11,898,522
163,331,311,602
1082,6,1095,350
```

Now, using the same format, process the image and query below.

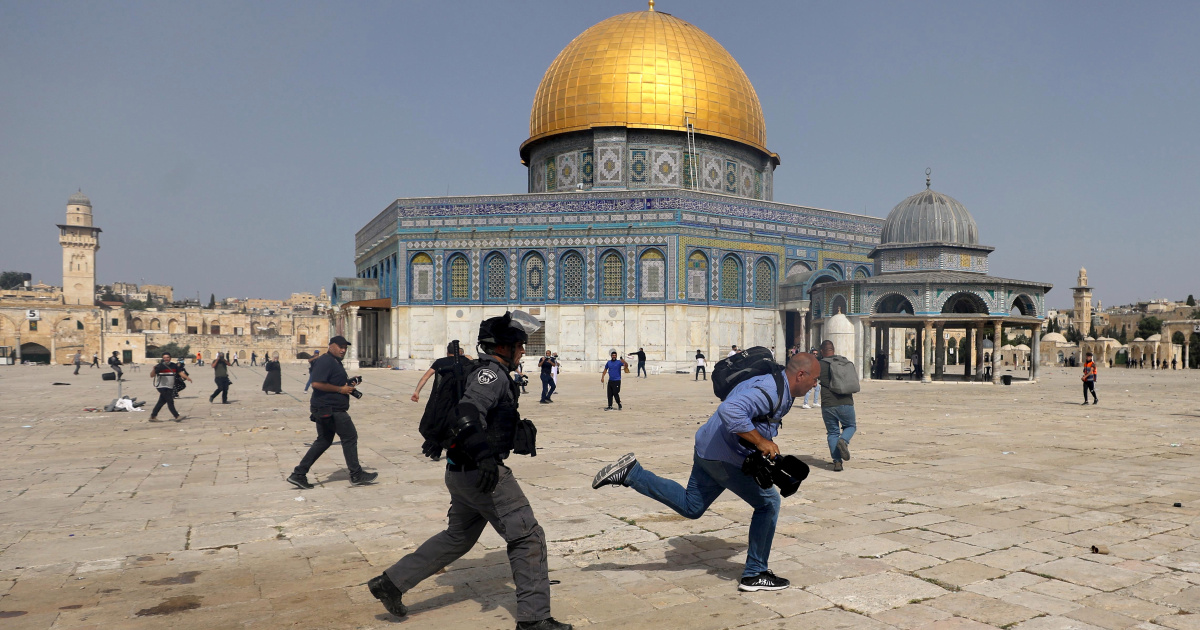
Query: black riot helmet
478,311,541,357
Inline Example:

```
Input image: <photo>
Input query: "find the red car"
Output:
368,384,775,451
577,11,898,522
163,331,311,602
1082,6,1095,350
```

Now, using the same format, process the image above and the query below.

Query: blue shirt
604,359,624,381
695,373,793,466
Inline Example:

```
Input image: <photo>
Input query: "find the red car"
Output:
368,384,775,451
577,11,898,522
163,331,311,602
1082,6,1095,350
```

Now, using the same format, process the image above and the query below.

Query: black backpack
712,346,786,419
418,354,477,447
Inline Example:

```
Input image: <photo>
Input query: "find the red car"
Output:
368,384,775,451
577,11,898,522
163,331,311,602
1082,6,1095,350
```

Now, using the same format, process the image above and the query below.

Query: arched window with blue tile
754,257,775,305
720,254,742,303
484,252,508,304
447,253,470,302
686,250,709,302
410,253,434,302
559,251,584,302
600,249,625,302
639,248,665,300
522,252,546,302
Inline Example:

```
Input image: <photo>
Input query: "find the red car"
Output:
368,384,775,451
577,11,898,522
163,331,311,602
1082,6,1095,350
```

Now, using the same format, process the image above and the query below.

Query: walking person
250,351,258,367
818,340,857,472
231,353,240,366
303,350,320,392
695,350,707,381
149,353,184,422
209,352,232,403
1082,351,1098,405
628,347,648,378
262,354,283,394
107,351,124,381
73,351,82,375
592,352,819,593
411,342,468,403
287,336,377,489
90,352,99,368
538,350,556,404
368,312,572,630
601,351,627,410
172,358,192,398
551,353,559,388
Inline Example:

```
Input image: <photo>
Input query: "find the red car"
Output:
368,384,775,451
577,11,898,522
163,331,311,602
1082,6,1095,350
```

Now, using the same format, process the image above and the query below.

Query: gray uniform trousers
384,463,551,622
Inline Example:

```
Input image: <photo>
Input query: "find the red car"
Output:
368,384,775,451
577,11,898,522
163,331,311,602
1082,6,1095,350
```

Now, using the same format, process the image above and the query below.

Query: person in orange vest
1082,352,1098,405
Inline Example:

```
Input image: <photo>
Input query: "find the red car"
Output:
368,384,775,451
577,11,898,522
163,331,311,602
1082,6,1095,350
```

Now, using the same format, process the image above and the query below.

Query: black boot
367,573,407,617
516,618,573,630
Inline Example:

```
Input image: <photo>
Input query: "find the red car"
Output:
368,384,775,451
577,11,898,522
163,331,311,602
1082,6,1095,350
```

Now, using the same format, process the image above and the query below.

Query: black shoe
209,395,215,403
604,406,613,411
367,573,408,617
173,415,183,422
540,400,550,404
1082,401,1089,405
836,438,851,461
592,453,636,489
516,618,573,630
350,471,379,486
1092,400,1098,405
287,473,314,490
738,570,790,592
617,403,622,410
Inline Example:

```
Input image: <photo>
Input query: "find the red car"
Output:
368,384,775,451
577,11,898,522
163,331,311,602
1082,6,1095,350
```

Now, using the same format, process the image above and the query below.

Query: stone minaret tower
1072,267,1092,335
58,190,101,306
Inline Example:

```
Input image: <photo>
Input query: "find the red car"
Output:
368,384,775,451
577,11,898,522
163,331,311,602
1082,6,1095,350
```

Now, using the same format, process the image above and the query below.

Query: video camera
739,443,810,497
348,375,364,399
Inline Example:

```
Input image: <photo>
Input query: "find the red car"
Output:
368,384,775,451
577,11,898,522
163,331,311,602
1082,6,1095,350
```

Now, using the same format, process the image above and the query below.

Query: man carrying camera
369,312,571,630
592,352,819,592
287,336,377,489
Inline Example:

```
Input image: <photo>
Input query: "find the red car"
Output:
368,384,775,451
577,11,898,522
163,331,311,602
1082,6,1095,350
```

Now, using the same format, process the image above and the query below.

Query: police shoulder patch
476,369,498,385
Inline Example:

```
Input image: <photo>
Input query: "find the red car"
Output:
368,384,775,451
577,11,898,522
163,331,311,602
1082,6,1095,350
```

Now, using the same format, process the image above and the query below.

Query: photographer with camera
369,311,571,630
592,351,819,593
286,336,377,489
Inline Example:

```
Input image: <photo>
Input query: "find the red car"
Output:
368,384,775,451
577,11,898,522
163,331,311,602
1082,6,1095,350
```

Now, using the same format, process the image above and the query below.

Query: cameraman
287,336,378,489
592,352,819,593
369,312,571,630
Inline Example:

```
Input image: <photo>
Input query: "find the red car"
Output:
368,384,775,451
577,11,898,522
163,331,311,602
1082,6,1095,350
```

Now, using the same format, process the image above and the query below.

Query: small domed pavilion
808,173,1053,383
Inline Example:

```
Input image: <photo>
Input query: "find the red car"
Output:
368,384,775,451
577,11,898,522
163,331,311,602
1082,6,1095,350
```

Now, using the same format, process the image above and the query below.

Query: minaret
1072,267,1092,335
58,190,102,306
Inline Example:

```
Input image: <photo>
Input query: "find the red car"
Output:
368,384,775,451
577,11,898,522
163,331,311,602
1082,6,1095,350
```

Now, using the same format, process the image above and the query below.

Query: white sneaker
801,403,811,409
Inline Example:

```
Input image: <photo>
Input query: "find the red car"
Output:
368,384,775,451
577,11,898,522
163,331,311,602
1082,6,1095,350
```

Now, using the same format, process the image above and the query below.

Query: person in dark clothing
90,353,99,368
1082,352,1098,405
250,351,258,366
172,360,192,398
209,353,232,403
628,348,648,378
73,352,82,375
107,351,123,381
601,351,627,410
369,311,571,630
149,353,184,422
303,350,320,392
695,350,707,381
288,337,377,488
262,355,283,394
818,341,856,472
411,342,470,403
538,350,556,403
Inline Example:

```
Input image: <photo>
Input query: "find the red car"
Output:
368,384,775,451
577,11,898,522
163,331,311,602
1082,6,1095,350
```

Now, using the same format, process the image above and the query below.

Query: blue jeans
626,454,780,578
540,373,556,401
803,382,820,406
637,363,647,378
303,373,313,392
821,405,857,461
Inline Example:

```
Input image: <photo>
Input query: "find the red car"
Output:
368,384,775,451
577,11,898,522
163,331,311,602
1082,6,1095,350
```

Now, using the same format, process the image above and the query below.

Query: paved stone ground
0,362,1197,629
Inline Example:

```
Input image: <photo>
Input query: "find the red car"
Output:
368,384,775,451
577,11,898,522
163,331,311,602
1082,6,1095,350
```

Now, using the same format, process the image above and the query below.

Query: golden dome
522,9,770,159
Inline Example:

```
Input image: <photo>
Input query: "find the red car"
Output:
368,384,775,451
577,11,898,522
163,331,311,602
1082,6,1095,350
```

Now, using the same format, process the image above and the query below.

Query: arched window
561,252,584,300
448,255,470,300
754,259,774,304
523,253,545,301
484,253,507,303
639,249,665,300
826,263,844,280
601,250,624,300
720,256,742,302
853,266,870,279
687,251,708,300
787,261,811,276
411,253,434,301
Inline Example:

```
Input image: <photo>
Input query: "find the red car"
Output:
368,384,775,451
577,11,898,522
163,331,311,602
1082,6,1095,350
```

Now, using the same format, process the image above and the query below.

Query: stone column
346,306,360,369
1184,340,1189,370
1031,326,1041,382
861,318,872,379
974,323,984,381
922,321,933,383
14,333,20,363
963,327,972,378
934,323,945,380
992,320,1003,384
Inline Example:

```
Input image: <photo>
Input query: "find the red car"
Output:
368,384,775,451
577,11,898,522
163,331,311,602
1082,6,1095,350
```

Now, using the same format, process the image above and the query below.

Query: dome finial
925,167,932,189
648,0,655,10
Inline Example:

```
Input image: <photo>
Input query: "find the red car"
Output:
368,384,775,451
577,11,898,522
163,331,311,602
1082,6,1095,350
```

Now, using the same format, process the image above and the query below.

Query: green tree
1187,294,1195,306
1064,326,1083,344
1136,317,1163,340
123,300,149,310
147,342,191,359
0,271,32,290
207,293,216,309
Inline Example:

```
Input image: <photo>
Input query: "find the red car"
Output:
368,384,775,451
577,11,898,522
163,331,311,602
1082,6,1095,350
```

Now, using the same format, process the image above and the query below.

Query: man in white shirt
727,345,739,358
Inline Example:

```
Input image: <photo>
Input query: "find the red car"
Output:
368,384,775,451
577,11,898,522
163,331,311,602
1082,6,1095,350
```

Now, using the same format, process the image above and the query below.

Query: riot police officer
368,312,570,630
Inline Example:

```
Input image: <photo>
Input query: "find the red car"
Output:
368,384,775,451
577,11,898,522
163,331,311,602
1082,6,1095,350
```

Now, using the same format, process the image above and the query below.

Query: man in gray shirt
819,340,856,472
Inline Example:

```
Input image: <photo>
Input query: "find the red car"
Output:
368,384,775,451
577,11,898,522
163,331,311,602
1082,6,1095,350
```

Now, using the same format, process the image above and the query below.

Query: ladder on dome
685,114,699,190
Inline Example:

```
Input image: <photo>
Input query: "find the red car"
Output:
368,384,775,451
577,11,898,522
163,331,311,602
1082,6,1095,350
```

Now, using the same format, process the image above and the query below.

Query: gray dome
880,188,978,246
68,190,91,207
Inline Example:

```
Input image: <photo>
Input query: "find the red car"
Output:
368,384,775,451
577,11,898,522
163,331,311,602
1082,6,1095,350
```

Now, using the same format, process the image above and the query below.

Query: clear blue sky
2,1,1197,308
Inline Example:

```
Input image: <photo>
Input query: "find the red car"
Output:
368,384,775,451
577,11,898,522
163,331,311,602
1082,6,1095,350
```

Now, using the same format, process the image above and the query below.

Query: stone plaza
0,363,1197,629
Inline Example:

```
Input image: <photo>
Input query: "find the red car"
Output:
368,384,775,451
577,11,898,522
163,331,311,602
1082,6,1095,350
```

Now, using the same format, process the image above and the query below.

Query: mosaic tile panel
596,146,623,185
640,251,665,299
740,165,754,198
524,255,545,300
412,263,433,300
629,149,649,185
545,158,556,192
681,152,696,190
561,252,583,300
754,171,762,200
581,151,594,187
508,250,519,300
547,250,556,300
586,248,596,299
702,155,722,192
557,152,578,190
533,165,544,193
724,161,739,194
651,149,680,187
